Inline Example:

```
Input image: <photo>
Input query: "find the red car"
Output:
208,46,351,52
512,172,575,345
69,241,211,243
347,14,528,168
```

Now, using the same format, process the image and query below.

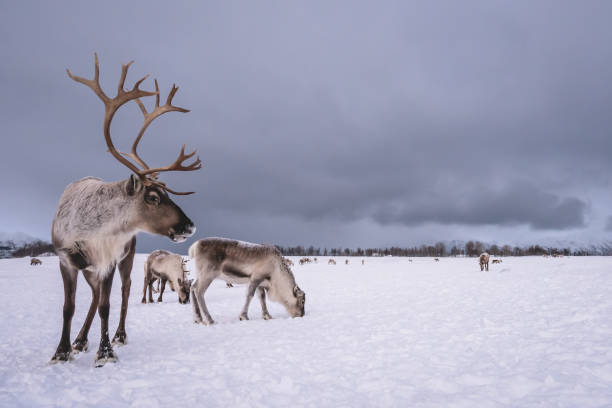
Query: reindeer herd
45,54,505,367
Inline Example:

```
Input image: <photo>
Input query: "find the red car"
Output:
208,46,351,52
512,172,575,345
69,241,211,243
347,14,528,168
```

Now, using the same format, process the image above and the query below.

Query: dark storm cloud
1,1,611,249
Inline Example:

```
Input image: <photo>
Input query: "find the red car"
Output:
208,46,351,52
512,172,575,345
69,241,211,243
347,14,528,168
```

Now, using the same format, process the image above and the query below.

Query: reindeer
189,238,305,324
361,259,364,265
30,258,42,266
434,258,440,262
479,252,490,271
50,54,201,366
345,259,349,265
491,259,502,264
328,259,336,265
142,250,191,304
299,257,312,265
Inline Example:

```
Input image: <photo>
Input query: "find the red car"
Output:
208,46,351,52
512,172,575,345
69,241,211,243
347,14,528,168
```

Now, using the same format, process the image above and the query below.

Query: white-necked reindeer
50,54,201,366
142,250,191,304
189,238,306,324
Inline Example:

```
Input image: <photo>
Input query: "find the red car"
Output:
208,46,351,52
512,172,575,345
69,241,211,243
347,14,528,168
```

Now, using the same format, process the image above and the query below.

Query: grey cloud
606,217,612,232
1,1,611,250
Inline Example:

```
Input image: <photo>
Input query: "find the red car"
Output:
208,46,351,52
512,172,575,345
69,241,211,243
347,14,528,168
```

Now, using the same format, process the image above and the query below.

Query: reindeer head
176,259,192,304
67,54,201,243
288,285,306,318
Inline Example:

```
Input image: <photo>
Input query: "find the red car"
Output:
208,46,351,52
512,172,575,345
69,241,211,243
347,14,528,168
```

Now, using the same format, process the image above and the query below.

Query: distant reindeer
313,257,318,263
434,258,440,262
142,250,191,304
30,258,42,266
299,257,312,265
226,282,234,288
479,253,490,271
345,259,349,265
361,259,364,265
491,259,502,264
189,238,306,324
50,54,200,366
328,259,336,265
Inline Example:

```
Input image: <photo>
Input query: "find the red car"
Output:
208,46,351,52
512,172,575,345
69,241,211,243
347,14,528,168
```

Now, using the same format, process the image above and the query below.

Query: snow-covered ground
1,255,612,407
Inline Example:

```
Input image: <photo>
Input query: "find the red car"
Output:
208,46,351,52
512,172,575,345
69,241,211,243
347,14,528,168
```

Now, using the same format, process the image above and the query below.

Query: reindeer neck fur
52,177,139,275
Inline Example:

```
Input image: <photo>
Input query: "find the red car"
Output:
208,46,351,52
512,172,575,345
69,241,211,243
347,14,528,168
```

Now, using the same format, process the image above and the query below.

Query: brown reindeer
491,259,502,264
50,54,201,366
30,258,42,266
328,259,336,265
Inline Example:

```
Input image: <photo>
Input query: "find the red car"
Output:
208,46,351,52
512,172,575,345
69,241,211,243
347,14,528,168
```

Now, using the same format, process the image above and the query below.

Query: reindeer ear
126,174,144,196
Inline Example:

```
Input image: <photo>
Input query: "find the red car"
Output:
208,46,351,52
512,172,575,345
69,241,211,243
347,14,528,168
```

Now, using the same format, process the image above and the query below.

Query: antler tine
66,53,109,103
141,144,202,176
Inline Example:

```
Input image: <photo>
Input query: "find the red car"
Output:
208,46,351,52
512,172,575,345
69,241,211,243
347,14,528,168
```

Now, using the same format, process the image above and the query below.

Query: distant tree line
277,241,611,257
8,240,56,258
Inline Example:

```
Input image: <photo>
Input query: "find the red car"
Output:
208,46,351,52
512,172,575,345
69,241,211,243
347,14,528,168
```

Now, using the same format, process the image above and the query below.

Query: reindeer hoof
50,350,73,364
262,313,272,320
239,314,249,321
95,349,118,367
112,332,127,346
71,339,88,353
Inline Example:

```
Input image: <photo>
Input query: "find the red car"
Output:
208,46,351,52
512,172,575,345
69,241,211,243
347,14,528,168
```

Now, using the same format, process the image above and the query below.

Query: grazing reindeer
328,259,336,265
142,250,191,304
50,54,200,366
189,238,306,324
479,253,490,271
434,258,440,262
30,258,42,266
299,257,312,265
491,259,502,264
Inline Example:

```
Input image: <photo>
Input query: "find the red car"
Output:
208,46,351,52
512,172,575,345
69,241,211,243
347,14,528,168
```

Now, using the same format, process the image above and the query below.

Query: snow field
1,255,612,407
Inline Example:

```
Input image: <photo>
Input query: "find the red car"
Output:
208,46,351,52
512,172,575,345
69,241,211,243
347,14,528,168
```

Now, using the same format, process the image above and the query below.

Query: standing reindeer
189,238,306,324
479,253,490,271
30,258,42,266
50,54,201,366
142,250,191,304
328,259,336,265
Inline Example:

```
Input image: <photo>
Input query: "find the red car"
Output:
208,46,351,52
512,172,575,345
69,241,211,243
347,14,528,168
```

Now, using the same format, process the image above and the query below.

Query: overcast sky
1,1,611,252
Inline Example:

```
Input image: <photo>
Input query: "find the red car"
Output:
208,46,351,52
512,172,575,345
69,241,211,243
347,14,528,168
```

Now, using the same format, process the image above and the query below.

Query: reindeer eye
145,192,160,205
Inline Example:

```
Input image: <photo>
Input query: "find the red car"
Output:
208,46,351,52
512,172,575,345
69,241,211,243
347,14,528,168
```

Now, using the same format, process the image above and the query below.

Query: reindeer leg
95,265,117,367
113,237,135,345
50,261,78,363
258,287,272,320
239,279,263,321
72,270,99,353
148,278,155,303
157,279,166,302
192,277,215,325
141,274,148,303
191,283,204,323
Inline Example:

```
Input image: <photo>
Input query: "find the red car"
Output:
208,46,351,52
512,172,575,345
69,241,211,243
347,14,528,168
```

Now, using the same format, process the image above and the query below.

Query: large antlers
66,53,201,195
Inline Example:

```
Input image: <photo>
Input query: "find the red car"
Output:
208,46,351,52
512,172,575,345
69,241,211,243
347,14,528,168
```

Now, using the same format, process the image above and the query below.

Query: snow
1,255,612,407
